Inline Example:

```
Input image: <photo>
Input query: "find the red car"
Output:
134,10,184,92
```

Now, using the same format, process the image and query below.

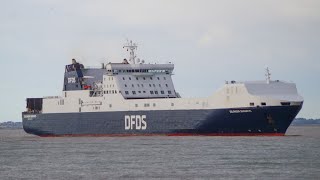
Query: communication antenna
265,67,271,84
123,40,138,64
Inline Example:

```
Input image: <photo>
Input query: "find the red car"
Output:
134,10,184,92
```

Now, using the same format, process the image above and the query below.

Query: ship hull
22,105,302,137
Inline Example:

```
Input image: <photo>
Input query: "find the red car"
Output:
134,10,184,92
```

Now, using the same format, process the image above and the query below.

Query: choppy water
0,126,319,180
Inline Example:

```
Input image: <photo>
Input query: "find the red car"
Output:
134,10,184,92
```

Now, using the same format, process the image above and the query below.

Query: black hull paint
22,105,302,136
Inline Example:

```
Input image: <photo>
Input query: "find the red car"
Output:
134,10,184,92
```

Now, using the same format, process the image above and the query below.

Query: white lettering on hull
23,115,37,120
229,110,252,113
125,115,147,130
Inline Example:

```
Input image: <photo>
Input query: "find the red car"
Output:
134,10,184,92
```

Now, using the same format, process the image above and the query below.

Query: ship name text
229,110,252,114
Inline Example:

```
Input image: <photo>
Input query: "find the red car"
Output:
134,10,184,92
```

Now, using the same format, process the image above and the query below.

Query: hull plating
22,105,302,136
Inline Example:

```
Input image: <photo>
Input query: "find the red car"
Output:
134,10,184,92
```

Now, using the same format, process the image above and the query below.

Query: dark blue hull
22,105,302,136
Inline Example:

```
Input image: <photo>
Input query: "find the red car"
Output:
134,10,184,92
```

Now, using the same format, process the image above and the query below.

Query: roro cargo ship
22,40,303,136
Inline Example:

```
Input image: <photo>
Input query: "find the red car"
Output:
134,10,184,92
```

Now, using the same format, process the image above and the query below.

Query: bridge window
261,102,266,106
168,91,172,94
250,102,254,106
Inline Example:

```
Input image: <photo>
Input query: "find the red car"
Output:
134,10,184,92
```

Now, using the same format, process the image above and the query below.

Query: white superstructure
41,41,303,115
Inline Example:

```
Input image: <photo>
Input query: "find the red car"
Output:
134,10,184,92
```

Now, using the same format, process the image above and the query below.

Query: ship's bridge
106,63,174,75
103,62,178,99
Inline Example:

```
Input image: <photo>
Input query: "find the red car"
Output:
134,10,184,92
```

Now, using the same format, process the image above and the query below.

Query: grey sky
0,0,319,122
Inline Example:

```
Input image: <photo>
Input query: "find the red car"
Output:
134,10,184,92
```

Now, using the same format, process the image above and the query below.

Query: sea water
0,126,319,179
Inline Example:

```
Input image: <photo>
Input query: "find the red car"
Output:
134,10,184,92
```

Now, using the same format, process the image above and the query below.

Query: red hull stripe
40,133,285,137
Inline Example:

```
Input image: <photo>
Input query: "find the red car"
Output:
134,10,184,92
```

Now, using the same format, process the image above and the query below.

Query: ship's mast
123,40,138,64
265,67,271,84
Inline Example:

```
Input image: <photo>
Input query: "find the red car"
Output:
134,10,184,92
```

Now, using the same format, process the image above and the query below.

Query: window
123,77,125,80
125,84,127,87
112,90,114,94
136,77,138,80
143,91,146,93
157,77,160,80
168,91,172,94
155,91,158,94
149,84,152,87
138,84,140,87
115,90,117,94
138,91,141,93
159,84,161,87
150,77,153,80
141,84,144,87
143,77,146,80
153,103,156,107
129,77,131,80
161,91,165,94
261,102,266,106
125,91,129,95
250,102,254,106
135,104,138,107
166,84,168,87
164,77,166,80
281,102,290,106
109,104,112,108
150,91,154,94
153,84,155,87
132,91,136,95
132,84,134,87
171,103,174,106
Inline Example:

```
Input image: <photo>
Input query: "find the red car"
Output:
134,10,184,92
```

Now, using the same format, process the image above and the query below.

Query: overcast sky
0,0,319,122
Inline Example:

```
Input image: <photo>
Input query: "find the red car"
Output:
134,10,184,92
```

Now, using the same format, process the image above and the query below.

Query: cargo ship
22,40,303,136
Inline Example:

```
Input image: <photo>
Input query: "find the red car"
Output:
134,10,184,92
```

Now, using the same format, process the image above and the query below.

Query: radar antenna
265,67,271,84
123,40,138,64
